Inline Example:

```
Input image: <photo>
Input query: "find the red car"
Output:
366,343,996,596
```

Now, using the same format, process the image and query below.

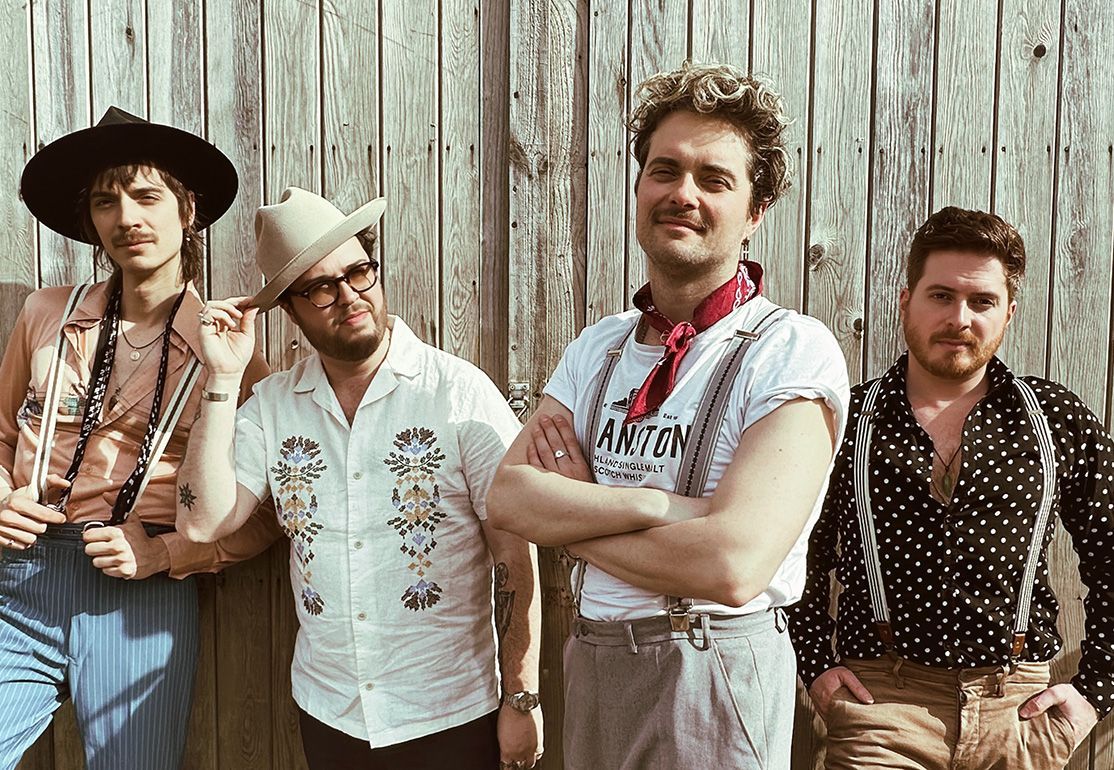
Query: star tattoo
178,483,197,511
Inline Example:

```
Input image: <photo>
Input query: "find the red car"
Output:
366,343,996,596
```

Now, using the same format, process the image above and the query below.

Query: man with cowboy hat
175,187,543,770
0,107,281,769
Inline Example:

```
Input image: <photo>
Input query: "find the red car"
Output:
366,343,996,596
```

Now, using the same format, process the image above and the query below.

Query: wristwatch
503,690,541,712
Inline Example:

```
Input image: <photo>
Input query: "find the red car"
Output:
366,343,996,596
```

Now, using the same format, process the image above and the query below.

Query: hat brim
20,122,238,243
250,197,388,312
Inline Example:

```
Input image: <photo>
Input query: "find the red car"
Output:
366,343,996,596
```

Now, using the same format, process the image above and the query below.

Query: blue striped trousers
0,526,198,770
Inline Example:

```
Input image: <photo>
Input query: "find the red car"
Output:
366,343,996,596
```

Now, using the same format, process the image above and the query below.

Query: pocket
1046,710,1079,766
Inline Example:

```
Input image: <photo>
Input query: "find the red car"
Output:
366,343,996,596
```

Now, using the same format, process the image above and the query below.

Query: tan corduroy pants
824,657,1079,770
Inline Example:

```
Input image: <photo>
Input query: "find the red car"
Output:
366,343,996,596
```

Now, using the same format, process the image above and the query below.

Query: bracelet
200,389,230,402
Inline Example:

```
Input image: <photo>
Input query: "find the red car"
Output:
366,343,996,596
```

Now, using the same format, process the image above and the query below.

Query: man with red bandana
789,207,1114,769
487,62,850,770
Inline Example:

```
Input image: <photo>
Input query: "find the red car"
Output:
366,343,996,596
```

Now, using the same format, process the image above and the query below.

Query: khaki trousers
824,657,1078,770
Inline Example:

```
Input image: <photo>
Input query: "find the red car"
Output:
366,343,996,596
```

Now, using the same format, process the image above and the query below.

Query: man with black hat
175,188,543,770
0,107,280,770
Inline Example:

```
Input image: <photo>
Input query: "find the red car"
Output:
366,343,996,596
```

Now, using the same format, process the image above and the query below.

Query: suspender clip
668,601,693,632
1010,633,1026,658
875,621,895,650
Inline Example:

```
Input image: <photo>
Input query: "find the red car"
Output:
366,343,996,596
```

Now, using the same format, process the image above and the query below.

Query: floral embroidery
385,427,447,611
272,436,328,615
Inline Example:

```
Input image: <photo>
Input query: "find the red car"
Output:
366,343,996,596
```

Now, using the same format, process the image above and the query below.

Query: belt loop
625,623,638,655
696,613,711,651
888,652,906,689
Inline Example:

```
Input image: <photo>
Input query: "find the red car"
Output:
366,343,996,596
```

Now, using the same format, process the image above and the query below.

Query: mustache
654,209,705,230
113,232,156,247
334,303,375,325
931,332,977,346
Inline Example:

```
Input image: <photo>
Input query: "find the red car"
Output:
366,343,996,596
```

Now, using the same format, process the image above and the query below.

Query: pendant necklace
932,444,963,500
120,326,164,362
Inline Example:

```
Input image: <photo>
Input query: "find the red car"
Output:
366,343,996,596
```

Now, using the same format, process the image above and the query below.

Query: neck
117,267,187,324
319,323,393,391
644,259,736,323
905,355,990,408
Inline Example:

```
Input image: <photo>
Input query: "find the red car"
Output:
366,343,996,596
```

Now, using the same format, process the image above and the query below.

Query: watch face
511,691,540,711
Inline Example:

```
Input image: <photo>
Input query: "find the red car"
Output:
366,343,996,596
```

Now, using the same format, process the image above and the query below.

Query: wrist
205,372,244,393
501,690,541,713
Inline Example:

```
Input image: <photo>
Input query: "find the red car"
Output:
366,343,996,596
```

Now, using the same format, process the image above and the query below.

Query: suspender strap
30,284,92,503
852,376,1058,660
1009,379,1058,660
665,308,786,626
570,321,638,613
851,379,893,649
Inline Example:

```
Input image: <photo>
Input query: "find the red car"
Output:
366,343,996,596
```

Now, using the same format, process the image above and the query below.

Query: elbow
176,517,219,544
486,466,528,536
705,558,768,609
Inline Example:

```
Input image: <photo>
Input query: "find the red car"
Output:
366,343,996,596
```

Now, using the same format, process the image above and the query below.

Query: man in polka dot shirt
789,206,1113,769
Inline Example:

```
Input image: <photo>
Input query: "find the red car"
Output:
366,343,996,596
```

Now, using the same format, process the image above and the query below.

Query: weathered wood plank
585,0,628,324
690,0,749,69
440,0,483,364
381,1,440,344
30,0,91,288
88,0,145,119
865,0,935,378
993,0,1059,379
751,0,810,311
804,1,872,385
626,0,687,303
0,0,36,340
1052,3,1114,768
508,1,582,766
478,1,511,386
931,0,997,210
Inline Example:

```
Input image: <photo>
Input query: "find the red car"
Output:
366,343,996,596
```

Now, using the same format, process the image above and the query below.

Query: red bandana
625,261,763,424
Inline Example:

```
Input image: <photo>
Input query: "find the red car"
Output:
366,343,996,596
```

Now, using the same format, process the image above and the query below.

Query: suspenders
851,376,1058,674
29,284,204,519
571,306,788,624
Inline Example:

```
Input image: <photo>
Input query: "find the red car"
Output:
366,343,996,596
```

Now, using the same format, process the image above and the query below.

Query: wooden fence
4,0,1112,768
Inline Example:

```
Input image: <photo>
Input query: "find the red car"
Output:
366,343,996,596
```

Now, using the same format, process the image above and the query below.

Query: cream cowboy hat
251,187,387,311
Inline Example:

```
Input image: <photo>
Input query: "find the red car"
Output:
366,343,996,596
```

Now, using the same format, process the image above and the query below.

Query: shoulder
1015,375,1104,432
573,310,641,348
20,284,84,319
250,357,313,400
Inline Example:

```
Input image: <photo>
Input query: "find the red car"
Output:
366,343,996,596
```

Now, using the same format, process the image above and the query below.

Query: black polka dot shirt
788,354,1114,717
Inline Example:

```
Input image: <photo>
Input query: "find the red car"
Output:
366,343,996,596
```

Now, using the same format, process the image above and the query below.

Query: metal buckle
81,521,106,533
668,605,691,632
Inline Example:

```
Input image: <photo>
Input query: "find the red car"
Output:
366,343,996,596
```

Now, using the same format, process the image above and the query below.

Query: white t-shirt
544,296,850,621
235,317,521,747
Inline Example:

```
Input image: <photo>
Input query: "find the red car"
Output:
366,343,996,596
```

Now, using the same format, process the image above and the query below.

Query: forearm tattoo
494,561,516,639
178,483,197,511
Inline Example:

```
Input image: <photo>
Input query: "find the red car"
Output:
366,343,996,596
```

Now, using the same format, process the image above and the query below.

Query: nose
669,173,699,209
335,277,363,306
947,301,972,329
117,196,144,228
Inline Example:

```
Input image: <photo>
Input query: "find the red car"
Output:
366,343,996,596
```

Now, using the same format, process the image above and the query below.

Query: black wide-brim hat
20,106,238,243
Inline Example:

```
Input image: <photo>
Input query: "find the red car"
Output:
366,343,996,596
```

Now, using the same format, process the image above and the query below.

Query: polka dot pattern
787,354,1114,717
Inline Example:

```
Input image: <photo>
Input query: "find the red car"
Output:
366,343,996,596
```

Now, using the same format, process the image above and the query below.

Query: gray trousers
563,608,795,770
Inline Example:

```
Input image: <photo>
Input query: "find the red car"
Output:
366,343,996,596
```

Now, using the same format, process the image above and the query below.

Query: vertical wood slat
625,0,687,302
1053,1,1114,766
440,0,483,364
508,1,581,766
750,0,811,312
689,0,749,69
865,0,935,378
380,2,440,345
585,2,628,324
993,0,1059,378
930,0,997,210
31,0,91,288
88,0,145,120
804,0,873,385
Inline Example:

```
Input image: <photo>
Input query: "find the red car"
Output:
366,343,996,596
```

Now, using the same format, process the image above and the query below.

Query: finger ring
199,315,215,326
554,449,567,460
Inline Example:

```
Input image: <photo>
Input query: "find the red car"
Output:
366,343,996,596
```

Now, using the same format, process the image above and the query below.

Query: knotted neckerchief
625,260,763,425
50,280,189,524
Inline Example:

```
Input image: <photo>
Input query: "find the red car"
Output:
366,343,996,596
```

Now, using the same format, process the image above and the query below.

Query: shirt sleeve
1049,384,1114,718
738,314,850,435
234,391,271,502
786,393,858,688
542,326,588,413
456,367,523,520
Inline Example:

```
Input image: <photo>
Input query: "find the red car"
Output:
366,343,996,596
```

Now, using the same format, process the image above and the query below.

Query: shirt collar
875,352,1016,419
65,279,205,360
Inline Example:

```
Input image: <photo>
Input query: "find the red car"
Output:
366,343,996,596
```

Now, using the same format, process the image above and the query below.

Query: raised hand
197,296,259,377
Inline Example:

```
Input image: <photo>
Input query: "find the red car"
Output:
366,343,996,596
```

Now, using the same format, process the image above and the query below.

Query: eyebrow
645,156,737,181
290,260,371,292
923,283,1002,298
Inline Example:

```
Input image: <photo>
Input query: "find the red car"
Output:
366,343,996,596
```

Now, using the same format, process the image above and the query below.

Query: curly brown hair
629,61,793,216
77,163,203,285
907,207,1026,300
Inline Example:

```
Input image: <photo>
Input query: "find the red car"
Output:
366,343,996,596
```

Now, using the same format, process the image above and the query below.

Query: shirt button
365,682,374,691
353,471,362,480
354,541,363,550
357,612,367,621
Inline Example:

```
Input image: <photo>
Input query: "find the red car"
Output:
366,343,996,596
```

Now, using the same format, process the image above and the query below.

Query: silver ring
199,316,215,326
553,449,567,460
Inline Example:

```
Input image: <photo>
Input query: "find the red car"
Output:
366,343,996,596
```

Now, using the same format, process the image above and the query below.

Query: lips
656,216,703,232
339,310,370,326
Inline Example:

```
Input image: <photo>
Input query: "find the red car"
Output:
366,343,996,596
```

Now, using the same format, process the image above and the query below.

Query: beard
297,302,389,362
903,317,1005,380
